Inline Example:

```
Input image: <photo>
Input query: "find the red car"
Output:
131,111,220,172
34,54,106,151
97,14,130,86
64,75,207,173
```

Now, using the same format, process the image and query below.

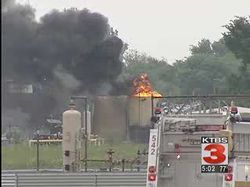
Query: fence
2,172,147,187
1,173,16,187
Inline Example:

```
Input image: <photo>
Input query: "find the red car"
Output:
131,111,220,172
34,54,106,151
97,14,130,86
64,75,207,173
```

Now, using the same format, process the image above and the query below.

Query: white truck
146,107,250,187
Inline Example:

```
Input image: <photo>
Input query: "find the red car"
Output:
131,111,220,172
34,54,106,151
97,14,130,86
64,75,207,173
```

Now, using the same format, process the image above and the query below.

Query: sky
18,0,250,64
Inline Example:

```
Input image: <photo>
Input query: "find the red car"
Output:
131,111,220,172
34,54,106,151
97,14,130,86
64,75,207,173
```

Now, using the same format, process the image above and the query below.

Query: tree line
122,16,250,98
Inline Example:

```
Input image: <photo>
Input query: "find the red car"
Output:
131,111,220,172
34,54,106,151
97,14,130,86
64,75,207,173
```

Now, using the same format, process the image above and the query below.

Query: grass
2,142,147,170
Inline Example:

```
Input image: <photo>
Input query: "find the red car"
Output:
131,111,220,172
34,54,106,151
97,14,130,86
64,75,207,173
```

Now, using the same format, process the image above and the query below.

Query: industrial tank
128,96,160,143
62,103,81,172
128,97,152,127
92,96,128,142
128,97,160,127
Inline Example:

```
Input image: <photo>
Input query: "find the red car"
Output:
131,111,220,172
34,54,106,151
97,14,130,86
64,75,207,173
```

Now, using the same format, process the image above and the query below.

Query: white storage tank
62,102,81,172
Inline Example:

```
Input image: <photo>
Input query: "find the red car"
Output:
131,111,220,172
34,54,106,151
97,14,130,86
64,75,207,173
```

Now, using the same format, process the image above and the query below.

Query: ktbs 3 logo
201,137,228,165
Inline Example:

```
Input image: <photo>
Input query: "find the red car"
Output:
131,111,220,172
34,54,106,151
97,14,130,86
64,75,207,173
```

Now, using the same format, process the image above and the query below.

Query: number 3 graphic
203,144,226,164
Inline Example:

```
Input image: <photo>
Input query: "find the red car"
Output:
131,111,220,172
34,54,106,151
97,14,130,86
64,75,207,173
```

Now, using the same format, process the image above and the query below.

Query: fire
132,73,162,97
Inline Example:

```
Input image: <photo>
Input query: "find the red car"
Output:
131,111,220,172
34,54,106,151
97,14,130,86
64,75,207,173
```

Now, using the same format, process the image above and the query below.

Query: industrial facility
61,73,163,171
2,1,250,186
61,74,250,187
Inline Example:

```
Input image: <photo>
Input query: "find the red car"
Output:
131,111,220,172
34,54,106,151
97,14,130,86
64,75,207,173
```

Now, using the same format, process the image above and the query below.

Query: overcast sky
18,0,250,64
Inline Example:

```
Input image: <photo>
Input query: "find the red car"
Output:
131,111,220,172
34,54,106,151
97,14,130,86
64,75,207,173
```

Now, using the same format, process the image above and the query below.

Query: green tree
122,41,242,96
212,39,230,56
223,16,250,66
223,16,250,93
190,39,213,55
173,39,241,95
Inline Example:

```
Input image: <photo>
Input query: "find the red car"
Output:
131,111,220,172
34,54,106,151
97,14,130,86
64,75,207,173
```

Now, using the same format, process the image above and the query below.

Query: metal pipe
218,100,221,113
81,159,107,162
84,99,88,172
139,95,141,128
136,150,141,172
36,130,40,171
95,174,97,187
70,96,88,172
151,95,154,117
122,159,125,172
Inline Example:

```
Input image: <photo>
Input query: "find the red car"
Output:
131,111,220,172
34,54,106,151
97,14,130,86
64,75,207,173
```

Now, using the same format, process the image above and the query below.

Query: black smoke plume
2,1,125,132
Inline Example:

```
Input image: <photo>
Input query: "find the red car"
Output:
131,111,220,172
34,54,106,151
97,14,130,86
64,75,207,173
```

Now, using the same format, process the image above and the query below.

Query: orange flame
132,73,162,97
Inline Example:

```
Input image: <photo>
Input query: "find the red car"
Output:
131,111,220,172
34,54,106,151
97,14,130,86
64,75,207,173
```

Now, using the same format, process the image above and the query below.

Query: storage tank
128,97,160,127
62,102,81,172
92,96,128,142
128,96,160,143
128,97,152,127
